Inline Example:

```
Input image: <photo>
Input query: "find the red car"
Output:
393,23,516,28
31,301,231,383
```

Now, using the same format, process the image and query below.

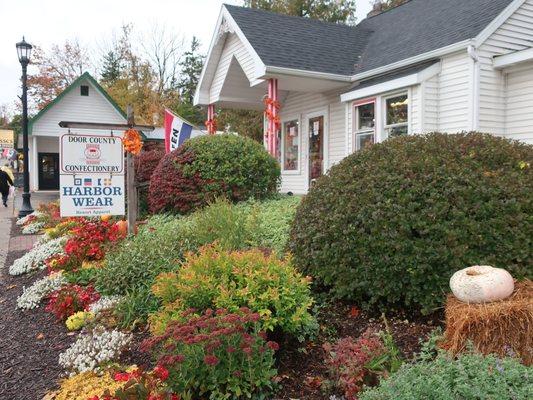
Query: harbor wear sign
60,133,125,217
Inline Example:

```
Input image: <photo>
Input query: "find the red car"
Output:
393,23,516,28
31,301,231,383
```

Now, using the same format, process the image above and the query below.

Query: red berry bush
142,308,278,399
149,135,280,214
134,148,165,184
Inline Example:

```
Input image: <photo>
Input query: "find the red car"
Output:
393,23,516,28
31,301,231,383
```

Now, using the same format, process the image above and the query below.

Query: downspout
468,44,480,131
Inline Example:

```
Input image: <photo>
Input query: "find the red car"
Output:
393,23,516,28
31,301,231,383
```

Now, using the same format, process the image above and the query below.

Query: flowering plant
17,273,66,310
88,366,178,400
66,311,96,331
59,327,132,374
46,284,100,321
48,219,125,272
142,307,278,399
9,237,65,276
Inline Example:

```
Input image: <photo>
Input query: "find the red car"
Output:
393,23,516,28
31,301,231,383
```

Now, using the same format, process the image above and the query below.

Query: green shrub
150,244,317,340
95,215,193,296
290,132,533,313
149,134,280,214
359,352,532,400
238,195,302,254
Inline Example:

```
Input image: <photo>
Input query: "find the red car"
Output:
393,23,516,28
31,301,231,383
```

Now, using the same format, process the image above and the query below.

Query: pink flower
267,341,279,351
204,354,219,366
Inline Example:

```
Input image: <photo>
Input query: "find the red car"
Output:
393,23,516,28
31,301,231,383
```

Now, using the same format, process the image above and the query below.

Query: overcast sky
0,0,373,113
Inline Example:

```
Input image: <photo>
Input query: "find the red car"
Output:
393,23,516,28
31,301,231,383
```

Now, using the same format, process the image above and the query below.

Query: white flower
16,211,42,226
9,237,65,276
17,273,66,310
22,221,45,234
59,327,132,374
88,295,123,314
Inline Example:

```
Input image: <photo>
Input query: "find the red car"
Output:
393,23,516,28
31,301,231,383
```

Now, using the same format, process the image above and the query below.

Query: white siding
423,75,439,132
505,66,533,144
278,91,346,194
437,51,471,132
210,33,256,103
32,78,125,137
478,0,533,136
410,85,421,134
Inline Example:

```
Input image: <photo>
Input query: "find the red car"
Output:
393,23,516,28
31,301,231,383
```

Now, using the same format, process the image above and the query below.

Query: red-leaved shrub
134,149,165,184
323,330,386,400
148,135,279,214
46,284,100,320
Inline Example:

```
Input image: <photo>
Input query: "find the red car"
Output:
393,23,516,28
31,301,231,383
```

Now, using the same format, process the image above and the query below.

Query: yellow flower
66,311,95,331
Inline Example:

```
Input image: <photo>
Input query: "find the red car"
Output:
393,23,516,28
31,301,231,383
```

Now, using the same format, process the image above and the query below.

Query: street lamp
16,37,34,217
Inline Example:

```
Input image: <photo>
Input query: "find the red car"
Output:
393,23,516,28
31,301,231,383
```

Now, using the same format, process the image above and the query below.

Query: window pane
283,120,299,171
386,94,408,125
386,125,408,138
357,103,375,130
356,132,374,150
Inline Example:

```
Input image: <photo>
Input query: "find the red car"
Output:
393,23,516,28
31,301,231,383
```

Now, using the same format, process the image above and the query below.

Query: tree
169,37,206,126
178,37,204,104
381,0,408,11
27,40,92,110
217,109,264,142
245,0,357,24
100,50,123,85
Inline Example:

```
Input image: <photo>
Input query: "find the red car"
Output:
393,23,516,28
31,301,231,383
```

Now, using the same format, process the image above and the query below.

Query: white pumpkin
449,265,514,304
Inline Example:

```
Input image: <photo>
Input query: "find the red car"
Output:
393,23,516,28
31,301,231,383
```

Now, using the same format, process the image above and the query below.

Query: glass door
38,153,59,190
308,115,324,186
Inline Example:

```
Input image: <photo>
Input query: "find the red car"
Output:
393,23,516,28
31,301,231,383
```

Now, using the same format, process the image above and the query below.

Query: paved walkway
0,190,60,268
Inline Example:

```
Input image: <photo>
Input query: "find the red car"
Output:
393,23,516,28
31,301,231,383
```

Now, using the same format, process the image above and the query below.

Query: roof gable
29,72,126,134
224,0,516,77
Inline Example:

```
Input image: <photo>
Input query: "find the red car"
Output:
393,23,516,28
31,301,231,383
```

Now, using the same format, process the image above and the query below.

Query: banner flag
164,109,204,153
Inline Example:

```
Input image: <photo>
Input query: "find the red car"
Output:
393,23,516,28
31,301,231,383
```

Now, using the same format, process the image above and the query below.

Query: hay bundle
441,280,532,365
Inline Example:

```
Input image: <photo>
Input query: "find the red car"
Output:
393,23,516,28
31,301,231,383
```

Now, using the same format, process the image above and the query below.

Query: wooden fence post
126,105,137,235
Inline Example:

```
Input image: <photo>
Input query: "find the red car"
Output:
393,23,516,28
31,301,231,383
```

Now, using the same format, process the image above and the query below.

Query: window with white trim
282,119,299,171
384,93,408,138
353,99,375,151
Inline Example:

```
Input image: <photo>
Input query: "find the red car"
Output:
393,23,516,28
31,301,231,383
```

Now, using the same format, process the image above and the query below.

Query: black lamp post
16,37,34,217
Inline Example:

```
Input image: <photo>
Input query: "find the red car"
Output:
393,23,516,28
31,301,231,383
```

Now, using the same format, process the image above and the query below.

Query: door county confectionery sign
60,134,125,217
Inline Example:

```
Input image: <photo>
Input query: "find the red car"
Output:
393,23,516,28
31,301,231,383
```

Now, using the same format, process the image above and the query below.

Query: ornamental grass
441,279,532,365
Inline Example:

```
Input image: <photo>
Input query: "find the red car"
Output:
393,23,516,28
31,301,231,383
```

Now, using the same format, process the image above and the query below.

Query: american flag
83,178,92,186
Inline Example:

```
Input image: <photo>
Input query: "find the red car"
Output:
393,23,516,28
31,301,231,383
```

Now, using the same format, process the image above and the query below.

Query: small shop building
26,72,128,191
195,0,533,194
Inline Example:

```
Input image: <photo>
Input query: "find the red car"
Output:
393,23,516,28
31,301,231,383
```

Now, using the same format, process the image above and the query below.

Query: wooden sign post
126,105,137,235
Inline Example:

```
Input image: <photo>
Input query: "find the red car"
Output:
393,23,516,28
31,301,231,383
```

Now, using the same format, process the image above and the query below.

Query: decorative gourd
115,220,128,236
450,265,514,303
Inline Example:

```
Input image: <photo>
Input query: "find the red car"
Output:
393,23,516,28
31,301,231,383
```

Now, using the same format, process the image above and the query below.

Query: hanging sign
60,133,125,217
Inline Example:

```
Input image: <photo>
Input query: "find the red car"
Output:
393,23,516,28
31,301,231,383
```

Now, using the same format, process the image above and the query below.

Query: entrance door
308,114,325,187
38,153,59,190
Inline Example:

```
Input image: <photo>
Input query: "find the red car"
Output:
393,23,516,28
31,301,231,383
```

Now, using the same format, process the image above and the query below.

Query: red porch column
206,104,216,135
265,78,280,158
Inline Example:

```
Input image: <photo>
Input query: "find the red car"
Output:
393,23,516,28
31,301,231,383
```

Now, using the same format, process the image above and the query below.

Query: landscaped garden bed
1,133,531,400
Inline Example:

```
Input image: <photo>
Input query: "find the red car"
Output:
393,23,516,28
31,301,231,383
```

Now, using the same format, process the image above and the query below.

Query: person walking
0,168,13,207
1,163,14,182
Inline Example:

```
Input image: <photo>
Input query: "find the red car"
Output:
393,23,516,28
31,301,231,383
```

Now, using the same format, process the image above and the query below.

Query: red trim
353,97,376,107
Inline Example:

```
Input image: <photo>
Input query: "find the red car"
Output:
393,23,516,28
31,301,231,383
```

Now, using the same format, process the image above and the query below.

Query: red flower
170,395,181,400
267,341,279,351
153,365,169,381
203,354,219,366
113,372,130,382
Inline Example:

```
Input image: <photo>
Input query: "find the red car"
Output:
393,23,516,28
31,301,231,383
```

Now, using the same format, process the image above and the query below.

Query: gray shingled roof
225,0,514,76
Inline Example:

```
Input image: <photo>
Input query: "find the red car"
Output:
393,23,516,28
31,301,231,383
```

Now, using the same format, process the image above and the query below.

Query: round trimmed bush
289,132,532,313
134,148,165,183
149,134,280,214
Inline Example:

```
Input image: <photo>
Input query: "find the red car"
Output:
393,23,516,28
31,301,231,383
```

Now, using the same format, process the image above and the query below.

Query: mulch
0,219,151,400
274,303,443,400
